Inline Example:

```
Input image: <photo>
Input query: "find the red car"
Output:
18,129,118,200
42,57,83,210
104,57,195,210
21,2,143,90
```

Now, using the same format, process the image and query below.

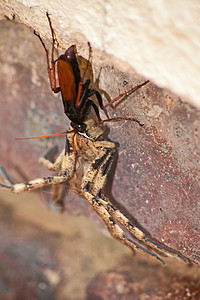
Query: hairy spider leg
84,191,167,266
81,143,190,265
0,150,167,265
0,166,15,188
0,145,72,193
89,195,190,264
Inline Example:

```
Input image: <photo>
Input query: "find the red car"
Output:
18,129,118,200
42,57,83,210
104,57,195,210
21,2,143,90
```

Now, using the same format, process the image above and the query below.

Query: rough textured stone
0,18,200,299
86,257,200,299
0,18,199,268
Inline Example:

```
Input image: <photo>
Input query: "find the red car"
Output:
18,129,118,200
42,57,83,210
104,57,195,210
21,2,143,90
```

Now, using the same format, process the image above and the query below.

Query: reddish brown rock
0,18,199,267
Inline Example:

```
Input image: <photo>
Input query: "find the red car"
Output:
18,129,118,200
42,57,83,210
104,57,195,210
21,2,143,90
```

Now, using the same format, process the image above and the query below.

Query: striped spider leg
0,119,190,266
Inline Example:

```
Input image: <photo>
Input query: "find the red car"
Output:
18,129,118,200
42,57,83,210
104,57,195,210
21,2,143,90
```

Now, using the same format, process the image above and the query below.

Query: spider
0,13,190,266
0,118,190,266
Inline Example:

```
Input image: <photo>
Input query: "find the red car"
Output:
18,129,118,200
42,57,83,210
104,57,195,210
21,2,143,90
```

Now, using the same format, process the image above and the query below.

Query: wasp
0,13,190,266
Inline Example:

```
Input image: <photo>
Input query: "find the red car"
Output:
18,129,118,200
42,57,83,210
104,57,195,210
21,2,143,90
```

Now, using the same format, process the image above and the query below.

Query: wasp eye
71,122,86,132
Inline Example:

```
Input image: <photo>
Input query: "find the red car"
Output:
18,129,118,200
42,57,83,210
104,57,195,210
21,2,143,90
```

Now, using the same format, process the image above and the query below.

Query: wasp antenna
16,130,75,140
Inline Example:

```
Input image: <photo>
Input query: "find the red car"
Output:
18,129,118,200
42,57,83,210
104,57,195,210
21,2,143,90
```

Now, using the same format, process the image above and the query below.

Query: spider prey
0,13,190,266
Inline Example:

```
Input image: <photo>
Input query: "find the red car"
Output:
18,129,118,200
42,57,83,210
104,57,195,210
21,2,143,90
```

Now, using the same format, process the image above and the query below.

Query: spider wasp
0,13,190,266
